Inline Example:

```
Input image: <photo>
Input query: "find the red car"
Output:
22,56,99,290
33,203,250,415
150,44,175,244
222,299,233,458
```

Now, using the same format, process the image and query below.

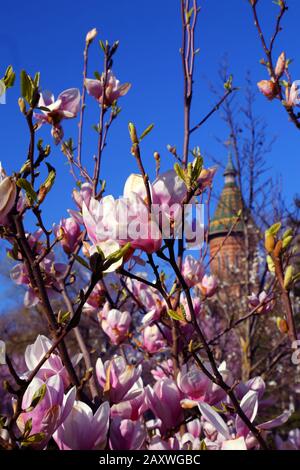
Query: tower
208,153,245,291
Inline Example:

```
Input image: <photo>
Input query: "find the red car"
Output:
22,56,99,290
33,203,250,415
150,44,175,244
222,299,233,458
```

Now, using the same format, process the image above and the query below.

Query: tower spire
223,151,237,185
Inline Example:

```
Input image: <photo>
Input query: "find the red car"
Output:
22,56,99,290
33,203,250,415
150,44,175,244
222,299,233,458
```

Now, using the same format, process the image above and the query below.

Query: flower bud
265,232,275,253
274,239,283,257
86,28,97,45
18,97,26,114
284,265,294,290
0,174,17,226
128,122,139,144
257,80,278,100
266,255,275,273
282,235,293,250
276,317,288,334
275,52,286,78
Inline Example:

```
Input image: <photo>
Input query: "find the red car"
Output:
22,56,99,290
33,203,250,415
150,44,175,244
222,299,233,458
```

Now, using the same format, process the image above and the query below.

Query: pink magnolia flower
276,429,300,450
53,401,110,450
197,166,217,190
205,361,233,405
34,88,80,144
96,355,142,404
187,418,202,438
83,282,105,315
73,182,93,210
54,217,82,254
11,254,68,307
85,70,131,108
178,418,202,450
177,365,212,408
110,387,146,421
101,308,131,345
109,418,146,450
69,183,93,224
23,335,81,388
18,374,76,449
126,277,165,320
199,390,291,450
181,255,204,288
123,173,149,200
199,274,218,297
148,435,180,450
151,359,174,381
142,324,168,354
152,169,186,207
145,379,183,433
286,81,300,107
151,169,187,238
0,165,16,226
82,193,162,254
248,291,274,314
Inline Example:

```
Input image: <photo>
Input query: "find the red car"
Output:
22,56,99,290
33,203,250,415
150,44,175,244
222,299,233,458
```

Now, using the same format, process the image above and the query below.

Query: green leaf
167,309,185,321
103,243,131,271
33,72,40,88
199,439,207,450
20,70,33,104
224,74,233,91
192,155,203,181
174,162,186,183
185,6,194,23
29,384,47,409
3,65,15,89
58,310,71,325
110,40,119,57
99,40,106,52
94,70,102,80
72,254,91,270
23,418,32,438
0,415,6,429
21,432,46,447
139,123,154,141
17,178,38,205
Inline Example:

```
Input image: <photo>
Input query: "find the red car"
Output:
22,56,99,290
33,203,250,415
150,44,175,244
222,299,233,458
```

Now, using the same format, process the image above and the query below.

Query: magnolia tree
0,0,299,452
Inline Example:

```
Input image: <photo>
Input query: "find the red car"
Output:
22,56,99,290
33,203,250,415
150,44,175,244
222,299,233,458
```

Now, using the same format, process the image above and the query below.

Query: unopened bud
283,228,293,239
276,317,288,334
266,255,275,273
128,122,139,144
265,232,275,253
284,265,294,290
257,80,278,100
18,97,26,114
274,239,283,257
86,28,97,45
282,235,293,250
275,52,286,78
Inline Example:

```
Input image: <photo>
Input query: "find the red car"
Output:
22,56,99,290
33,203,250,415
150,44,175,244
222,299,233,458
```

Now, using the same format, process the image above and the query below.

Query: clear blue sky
0,0,299,310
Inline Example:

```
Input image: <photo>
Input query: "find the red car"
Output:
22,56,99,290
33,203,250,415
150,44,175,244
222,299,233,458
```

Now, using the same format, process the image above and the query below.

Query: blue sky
0,0,299,310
